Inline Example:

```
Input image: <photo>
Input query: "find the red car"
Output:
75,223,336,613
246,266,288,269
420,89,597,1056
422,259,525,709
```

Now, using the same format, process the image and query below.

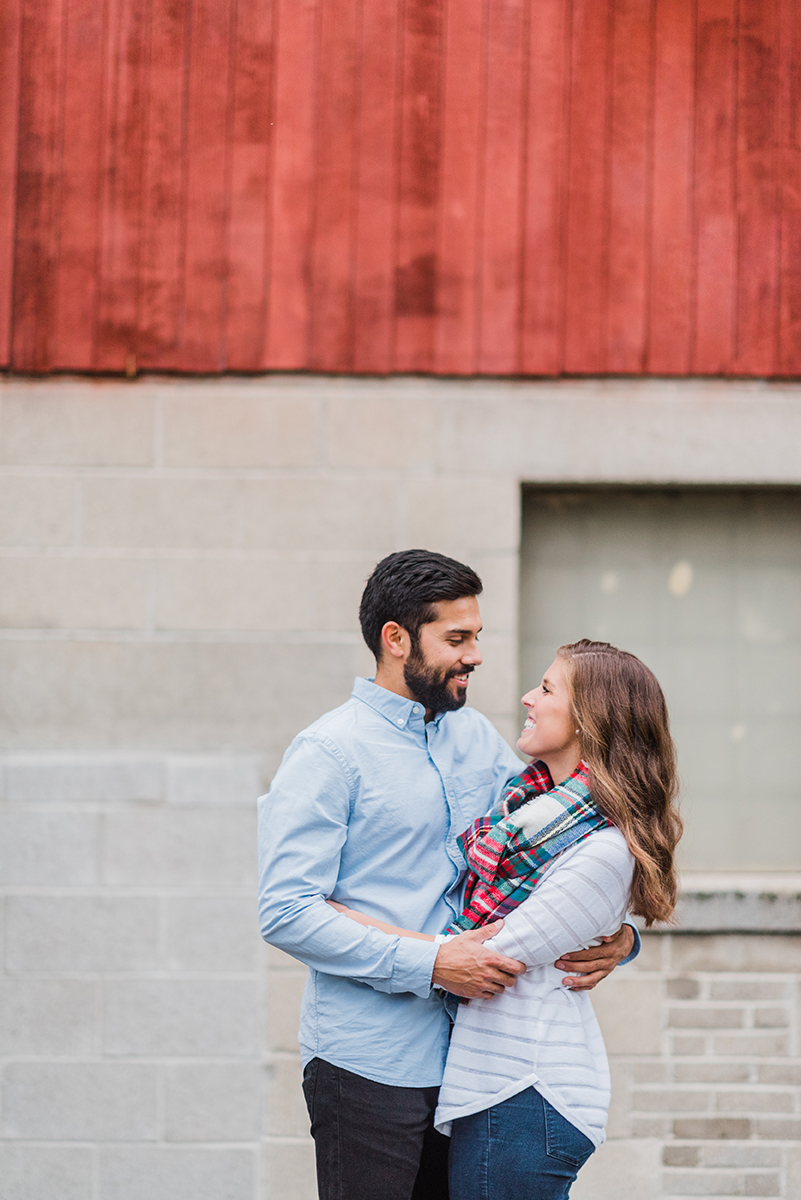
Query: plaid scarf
445,759,611,934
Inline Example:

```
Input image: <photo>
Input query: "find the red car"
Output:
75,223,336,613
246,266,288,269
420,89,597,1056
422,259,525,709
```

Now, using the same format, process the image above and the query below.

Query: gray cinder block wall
1,375,800,1200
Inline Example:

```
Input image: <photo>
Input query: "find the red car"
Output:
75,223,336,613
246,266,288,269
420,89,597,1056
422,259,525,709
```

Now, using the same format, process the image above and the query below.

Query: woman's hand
554,924,635,990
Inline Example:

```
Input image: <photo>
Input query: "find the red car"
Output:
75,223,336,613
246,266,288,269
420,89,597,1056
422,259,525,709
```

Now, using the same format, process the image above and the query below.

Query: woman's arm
486,830,635,971
326,899,436,942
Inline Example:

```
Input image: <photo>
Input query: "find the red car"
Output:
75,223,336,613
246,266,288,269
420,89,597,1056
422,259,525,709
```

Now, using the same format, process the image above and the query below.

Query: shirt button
397,717,404,725
412,706,419,714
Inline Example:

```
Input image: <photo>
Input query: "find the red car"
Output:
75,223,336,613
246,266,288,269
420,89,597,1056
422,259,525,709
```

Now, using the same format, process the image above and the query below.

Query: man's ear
380,621,407,660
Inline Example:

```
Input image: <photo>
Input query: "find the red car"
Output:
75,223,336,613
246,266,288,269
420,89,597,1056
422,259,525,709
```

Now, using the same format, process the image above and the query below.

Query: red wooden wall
3,0,801,376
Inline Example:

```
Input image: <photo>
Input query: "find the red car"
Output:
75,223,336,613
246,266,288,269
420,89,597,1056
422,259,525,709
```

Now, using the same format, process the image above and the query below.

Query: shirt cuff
620,918,641,966
392,935,442,998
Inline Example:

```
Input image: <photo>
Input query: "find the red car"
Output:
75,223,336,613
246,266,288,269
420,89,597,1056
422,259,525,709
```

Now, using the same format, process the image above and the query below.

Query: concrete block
99,1148,255,1200
0,386,155,465
309,557,379,633
166,756,263,807
672,1117,751,1139
662,1167,752,1194
162,390,319,467
325,391,438,470
668,1006,745,1029
701,1146,781,1167
0,810,99,884
589,977,663,1055
164,1063,262,1141
6,895,159,971
81,477,242,549
0,557,150,629
103,979,259,1056
712,1033,790,1057
265,944,304,970
164,895,261,971
267,969,307,1052
403,477,519,556
670,935,801,974
753,1117,801,1139
671,1036,708,1056
667,977,702,1000
153,559,316,632
0,639,358,753
631,934,664,973
663,1146,701,1167
242,478,397,554
2,754,165,802
102,809,256,886
714,1089,794,1112
708,980,788,1001
267,1056,310,1137
263,1138,317,1200
632,1089,711,1113
630,1116,670,1138
673,1063,751,1084
757,1063,801,1084
3,1062,157,1139
571,1137,662,1200
0,476,75,545
0,1145,92,1200
753,1007,789,1027
0,979,96,1054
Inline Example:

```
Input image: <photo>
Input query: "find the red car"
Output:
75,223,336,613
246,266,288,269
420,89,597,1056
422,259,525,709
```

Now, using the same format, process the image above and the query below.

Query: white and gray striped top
434,827,635,1147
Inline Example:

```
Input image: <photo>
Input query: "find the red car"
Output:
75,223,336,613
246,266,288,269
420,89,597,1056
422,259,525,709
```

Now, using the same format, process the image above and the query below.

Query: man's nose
462,643,482,666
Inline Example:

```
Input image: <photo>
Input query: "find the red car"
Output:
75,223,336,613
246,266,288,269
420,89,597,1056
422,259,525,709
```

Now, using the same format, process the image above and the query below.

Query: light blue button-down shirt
257,677,523,1086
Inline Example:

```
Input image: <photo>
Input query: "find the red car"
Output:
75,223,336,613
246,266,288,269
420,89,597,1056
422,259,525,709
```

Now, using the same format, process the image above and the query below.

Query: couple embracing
258,550,682,1200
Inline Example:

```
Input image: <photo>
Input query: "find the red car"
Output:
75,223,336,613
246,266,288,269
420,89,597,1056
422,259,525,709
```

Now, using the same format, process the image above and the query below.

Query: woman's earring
575,729,580,735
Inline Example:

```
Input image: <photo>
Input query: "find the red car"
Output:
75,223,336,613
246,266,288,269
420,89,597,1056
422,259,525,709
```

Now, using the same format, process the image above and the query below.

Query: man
258,550,637,1200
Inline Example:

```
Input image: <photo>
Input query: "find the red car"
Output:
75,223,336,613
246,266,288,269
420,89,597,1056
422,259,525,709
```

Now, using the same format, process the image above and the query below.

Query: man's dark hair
359,549,483,659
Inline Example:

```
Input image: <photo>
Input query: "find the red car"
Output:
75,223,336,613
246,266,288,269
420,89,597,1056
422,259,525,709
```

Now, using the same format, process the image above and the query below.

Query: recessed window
520,488,801,871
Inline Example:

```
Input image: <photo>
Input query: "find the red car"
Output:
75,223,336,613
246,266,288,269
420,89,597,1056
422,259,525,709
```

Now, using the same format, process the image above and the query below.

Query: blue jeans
449,1087,595,1200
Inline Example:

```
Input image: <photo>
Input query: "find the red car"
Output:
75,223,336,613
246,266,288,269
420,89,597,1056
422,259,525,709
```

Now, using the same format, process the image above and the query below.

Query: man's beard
403,651,474,714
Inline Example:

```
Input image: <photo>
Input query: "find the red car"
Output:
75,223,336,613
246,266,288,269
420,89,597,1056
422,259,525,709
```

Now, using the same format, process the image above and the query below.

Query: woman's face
517,656,580,764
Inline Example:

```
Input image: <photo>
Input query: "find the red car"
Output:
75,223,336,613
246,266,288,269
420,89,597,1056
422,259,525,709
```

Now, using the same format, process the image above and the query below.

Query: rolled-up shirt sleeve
257,734,439,999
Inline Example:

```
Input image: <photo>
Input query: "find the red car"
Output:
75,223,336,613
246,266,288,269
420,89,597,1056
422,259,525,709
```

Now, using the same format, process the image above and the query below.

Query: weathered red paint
4,0,801,376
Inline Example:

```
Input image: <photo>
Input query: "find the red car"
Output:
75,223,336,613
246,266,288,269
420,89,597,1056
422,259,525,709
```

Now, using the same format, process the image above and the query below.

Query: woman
330,639,682,1199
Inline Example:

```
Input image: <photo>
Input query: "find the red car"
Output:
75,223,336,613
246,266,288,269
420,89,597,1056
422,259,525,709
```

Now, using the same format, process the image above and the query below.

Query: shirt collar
352,677,428,729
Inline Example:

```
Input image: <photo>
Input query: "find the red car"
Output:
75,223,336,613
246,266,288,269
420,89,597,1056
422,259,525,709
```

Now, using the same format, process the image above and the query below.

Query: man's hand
432,921,526,999
555,924,635,991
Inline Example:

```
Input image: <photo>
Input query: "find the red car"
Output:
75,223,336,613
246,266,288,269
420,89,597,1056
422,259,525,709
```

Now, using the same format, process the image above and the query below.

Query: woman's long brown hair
558,639,682,927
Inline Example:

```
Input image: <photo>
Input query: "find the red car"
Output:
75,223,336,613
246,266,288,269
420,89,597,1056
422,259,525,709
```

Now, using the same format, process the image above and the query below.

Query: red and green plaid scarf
445,759,611,934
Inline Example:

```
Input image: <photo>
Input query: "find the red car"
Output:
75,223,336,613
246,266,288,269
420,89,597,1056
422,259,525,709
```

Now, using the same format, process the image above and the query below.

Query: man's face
403,596,483,714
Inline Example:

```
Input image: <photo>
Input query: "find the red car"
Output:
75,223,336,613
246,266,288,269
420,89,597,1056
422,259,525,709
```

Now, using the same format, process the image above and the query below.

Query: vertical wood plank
477,0,526,373
606,0,653,373
563,0,611,373
394,0,445,373
647,0,695,374
94,0,151,371
352,0,400,374
692,0,737,374
264,0,318,369
52,0,106,368
138,0,190,369
225,0,276,370
0,0,22,366
777,0,801,373
434,0,483,374
11,0,66,371
179,0,235,371
520,0,568,376
309,0,360,370
732,0,780,375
